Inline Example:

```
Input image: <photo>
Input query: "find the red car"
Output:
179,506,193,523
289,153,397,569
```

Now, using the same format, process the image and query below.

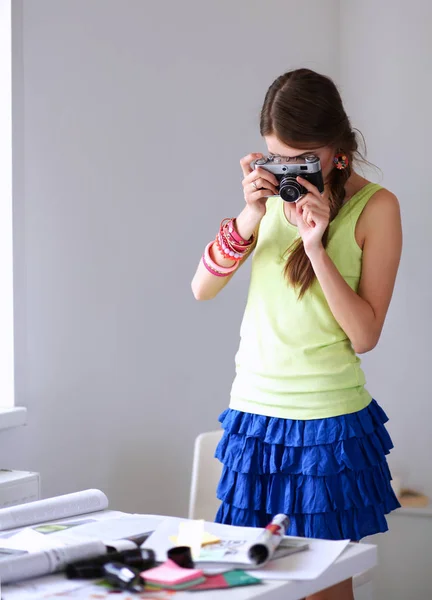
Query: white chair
189,430,374,600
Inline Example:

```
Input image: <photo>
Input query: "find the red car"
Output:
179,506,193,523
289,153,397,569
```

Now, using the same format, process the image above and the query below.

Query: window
0,0,14,408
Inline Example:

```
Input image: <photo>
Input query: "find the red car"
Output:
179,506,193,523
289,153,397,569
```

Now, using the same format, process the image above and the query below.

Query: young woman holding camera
191,68,402,600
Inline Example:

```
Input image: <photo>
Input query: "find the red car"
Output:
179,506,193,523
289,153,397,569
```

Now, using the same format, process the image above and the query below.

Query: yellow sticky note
200,531,221,546
169,530,221,547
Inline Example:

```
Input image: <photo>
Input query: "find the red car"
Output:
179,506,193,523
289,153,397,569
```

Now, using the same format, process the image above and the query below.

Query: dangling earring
333,151,349,170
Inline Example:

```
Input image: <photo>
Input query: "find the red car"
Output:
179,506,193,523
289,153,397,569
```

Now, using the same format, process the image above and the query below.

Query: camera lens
279,176,302,202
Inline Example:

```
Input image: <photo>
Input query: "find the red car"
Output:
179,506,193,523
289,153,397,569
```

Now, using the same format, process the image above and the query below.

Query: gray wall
340,2,432,597
340,0,432,498
2,0,339,516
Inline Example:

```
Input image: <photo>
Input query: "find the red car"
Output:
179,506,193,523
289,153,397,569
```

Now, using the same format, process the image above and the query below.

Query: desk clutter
66,542,262,593
0,489,352,598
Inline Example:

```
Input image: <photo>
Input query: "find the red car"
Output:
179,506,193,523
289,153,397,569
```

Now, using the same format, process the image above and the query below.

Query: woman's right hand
240,153,279,217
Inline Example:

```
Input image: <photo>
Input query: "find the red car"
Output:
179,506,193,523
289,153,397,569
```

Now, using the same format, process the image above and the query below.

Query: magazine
145,515,309,571
144,517,351,580
0,490,162,585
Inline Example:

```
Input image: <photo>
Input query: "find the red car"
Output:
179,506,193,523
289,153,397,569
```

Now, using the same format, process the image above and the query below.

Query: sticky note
169,530,221,547
142,559,205,590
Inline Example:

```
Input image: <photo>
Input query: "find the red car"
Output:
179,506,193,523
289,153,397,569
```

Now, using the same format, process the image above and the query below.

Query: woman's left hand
295,176,330,256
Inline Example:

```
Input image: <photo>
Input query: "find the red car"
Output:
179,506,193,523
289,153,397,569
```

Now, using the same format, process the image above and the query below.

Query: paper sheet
248,537,350,580
0,509,127,540
0,528,66,552
58,514,165,543
175,519,204,559
0,513,163,555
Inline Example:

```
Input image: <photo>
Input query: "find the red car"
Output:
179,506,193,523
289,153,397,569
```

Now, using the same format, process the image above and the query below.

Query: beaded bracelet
219,231,246,255
216,232,244,261
218,219,254,260
202,242,238,277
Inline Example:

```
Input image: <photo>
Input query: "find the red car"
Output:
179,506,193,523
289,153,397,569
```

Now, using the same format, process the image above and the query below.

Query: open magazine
145,514,309,571
144,517,351,581
0,489,161,584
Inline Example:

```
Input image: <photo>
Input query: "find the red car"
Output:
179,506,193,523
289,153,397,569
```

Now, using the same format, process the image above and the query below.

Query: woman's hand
295,176,330,256
240,153,279,218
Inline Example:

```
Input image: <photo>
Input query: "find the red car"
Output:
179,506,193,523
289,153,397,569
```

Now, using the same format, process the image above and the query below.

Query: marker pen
66,547,155,579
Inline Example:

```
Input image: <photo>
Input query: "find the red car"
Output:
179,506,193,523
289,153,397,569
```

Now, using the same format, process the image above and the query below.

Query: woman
191,68,402,600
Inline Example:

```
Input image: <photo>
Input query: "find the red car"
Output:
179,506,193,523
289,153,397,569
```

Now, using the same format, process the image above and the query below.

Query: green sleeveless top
230,183,381,420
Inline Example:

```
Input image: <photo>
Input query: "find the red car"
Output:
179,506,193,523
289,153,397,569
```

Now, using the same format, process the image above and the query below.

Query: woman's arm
191,153,279,301
191,206,260,301
305,189,402,353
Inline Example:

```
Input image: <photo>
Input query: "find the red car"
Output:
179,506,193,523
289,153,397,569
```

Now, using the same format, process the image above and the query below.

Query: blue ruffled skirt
215,400,400,541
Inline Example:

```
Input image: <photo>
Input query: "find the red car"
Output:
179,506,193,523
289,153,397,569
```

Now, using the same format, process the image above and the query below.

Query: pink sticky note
142,559,204,585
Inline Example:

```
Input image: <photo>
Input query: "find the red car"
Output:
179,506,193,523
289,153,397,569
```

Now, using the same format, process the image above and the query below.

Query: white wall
1,0,339,516
340,0,432,499
340,2,432,597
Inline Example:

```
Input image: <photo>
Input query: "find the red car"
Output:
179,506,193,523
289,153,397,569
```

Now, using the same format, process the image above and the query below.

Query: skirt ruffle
215,400,400,541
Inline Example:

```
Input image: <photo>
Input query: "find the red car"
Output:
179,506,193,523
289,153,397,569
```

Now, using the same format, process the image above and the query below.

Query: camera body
252,154,324,202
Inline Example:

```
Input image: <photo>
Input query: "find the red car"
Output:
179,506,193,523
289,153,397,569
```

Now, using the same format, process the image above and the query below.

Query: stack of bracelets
202,218,255,277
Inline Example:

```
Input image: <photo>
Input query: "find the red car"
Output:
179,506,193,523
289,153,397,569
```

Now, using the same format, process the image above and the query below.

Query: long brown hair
260,68,358,297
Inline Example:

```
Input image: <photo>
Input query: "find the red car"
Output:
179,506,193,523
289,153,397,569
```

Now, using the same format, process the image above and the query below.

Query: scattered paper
0,528,69,552
59,514,164,543
249,537,350,580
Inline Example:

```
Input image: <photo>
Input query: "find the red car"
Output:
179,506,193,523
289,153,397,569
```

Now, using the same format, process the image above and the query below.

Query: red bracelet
227,218,254,246
220,218,254,247
219,219,253,257
221,230,248,254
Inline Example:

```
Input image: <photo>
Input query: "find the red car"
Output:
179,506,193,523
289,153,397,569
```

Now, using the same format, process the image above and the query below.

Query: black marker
103,562,145,593
66,547,155,579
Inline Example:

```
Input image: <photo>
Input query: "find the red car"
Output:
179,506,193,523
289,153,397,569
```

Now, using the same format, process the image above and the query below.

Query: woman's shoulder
345,171,399,221
356,184,401,246
361,185,400,222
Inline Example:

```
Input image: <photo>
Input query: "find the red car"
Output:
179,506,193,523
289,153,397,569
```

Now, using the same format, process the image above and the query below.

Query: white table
2,541,376,600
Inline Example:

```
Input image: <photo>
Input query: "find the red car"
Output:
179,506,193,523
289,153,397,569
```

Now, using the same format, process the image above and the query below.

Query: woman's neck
343,172,370,202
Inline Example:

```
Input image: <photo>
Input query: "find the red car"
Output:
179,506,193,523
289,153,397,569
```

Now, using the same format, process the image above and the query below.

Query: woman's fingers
248,177,278,196
296,176,323,199
240,153,263,178
300,205,313,226
297,194,330,222
297,199,328,227
242,166,279,197
243,167,279,189
245,187,275,203
297,193,325,210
